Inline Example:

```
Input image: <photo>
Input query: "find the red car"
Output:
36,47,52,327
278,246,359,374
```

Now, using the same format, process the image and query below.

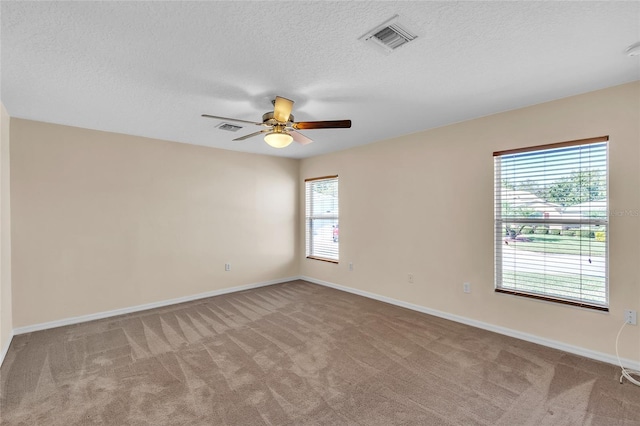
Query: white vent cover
218,123,243,132
359,15,418,54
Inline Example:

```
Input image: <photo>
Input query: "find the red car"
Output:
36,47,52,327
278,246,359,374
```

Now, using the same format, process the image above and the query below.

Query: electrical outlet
225,263,231,272
349,262,353,271
463,282,471,293
624,309,637,325
408,273,414,284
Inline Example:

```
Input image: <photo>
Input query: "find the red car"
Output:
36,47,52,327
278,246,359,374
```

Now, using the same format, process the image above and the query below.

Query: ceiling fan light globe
264,132,293,148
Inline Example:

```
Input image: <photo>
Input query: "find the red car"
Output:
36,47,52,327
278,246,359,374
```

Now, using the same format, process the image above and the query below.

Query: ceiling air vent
217,123,243,132
359,15,418,54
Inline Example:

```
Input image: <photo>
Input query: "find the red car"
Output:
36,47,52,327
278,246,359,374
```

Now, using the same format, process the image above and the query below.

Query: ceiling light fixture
264,131,293,148
625,42,640,57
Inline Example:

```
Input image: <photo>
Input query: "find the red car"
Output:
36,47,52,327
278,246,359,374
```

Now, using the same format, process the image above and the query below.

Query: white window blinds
494,137,608,310
305,176,339,262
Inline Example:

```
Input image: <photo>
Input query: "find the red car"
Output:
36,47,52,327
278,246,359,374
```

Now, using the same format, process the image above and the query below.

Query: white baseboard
0,331,14,368
13,276,300,335
301,275,640,371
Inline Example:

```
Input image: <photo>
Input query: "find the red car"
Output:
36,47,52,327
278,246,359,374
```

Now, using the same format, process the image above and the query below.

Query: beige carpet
1,280,639,425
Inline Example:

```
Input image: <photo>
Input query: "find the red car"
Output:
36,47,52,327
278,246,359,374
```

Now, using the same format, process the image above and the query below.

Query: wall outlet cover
624,309,637,325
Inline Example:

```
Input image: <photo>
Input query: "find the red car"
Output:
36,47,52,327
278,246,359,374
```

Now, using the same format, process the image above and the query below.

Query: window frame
494,136,609,311
305,175,339,263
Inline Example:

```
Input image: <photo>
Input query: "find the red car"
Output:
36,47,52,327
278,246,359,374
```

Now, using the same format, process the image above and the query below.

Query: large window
494,136,608,310
305,176,339,262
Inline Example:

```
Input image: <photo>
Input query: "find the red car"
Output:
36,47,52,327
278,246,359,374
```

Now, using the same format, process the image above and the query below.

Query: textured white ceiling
1,1,639,159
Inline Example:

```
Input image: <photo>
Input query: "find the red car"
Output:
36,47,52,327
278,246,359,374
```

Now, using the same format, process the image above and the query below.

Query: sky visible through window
500,143,607,202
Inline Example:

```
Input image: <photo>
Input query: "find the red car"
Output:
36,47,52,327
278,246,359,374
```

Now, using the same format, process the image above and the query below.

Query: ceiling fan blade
202,114,262,125
232,130,269,141
290,130,313,145
292,120,351,130
273,96,294,123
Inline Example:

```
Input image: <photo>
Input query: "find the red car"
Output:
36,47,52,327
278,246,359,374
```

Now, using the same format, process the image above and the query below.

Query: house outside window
305,176,339,262
494,137,608,310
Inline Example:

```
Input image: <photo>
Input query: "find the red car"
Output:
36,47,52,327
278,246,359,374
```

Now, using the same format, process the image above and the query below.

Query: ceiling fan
202,96,351,148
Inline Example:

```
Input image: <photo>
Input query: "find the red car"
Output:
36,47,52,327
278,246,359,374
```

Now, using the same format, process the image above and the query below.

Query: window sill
495,288,608,312
306,256,339,264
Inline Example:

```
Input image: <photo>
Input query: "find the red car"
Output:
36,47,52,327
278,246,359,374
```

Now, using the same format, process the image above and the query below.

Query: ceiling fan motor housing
262,111,294,125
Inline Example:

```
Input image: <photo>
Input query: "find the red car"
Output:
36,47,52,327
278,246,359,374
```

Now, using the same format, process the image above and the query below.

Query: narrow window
305,176,339,263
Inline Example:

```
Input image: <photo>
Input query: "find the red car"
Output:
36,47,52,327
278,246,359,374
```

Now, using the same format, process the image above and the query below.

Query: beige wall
1,102,13,362
11,120,299,327
300,82,640,361
7,82,640,363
